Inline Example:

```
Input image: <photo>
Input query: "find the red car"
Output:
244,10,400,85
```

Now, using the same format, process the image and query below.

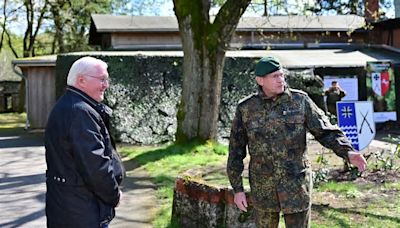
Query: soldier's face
256,69,285,97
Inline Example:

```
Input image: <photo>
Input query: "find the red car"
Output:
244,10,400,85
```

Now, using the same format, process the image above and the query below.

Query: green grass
315,181,364,198
311,205,400,228
0,112,26,128
383,182,400,190
312,180,400,227
119,140,228,227
120,140,400,227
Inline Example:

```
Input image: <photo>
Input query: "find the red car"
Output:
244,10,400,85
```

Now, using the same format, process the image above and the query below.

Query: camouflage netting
55,53,324,145
285,68,325,110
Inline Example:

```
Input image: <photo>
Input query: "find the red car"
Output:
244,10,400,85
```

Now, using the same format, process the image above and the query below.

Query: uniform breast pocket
247,126,266,142
283,113,304,132
249,159,273,176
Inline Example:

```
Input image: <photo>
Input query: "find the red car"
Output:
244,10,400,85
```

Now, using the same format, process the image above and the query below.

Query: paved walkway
0,128,157,228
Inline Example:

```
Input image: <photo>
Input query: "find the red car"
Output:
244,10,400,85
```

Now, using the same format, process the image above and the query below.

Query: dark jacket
45,86,125,227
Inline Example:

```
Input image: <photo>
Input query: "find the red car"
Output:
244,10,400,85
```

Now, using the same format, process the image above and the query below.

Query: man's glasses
85,75,111,84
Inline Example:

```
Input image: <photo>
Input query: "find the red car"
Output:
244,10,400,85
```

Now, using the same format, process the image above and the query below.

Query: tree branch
0,0,7,50
4,29,20,58
28,0,49,56
212,0,251,48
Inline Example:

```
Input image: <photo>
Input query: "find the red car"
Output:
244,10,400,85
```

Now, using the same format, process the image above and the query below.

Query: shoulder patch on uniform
238,93,257,105
289,88,308,96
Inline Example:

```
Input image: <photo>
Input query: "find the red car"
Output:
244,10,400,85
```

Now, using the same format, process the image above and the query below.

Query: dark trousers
255,209,310,228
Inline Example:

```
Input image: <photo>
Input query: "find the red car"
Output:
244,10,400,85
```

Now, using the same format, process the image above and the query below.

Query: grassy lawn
0,112,26,128
312,180,400,228
119,141,228,227
120,140,400,228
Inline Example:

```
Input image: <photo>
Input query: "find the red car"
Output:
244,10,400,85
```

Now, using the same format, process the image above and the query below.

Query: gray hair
67,56,108,86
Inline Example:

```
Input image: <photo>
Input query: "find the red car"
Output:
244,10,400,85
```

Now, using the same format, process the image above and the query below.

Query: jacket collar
67,85,99,107
257,86,292,103
66,86,112,119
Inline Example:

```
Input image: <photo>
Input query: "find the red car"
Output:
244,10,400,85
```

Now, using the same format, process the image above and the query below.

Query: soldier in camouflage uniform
227,56,367,228
325,80,346,116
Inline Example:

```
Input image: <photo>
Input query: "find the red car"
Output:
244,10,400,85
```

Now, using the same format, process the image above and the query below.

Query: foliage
214,0,393,18
305,0,393,19
313,148,330,186
285,68,325,110
1,0,395,58
369,135,400,171
0,0,49,57
114,0,170,16
0,112,26,128
0,0,132,56
47,0,114,53
314,168,330,186
366,65,396,112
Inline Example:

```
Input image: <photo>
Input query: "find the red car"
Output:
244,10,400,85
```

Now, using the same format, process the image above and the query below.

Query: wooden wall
105,30,366,50
21,66,56,129
111,32,181,49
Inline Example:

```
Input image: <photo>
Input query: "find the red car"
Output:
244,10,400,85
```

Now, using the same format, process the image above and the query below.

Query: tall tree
1,0,126,55
47,0,114,53
22,0,49,57
0,0,49,58
173,0,251,143
1,0,49,112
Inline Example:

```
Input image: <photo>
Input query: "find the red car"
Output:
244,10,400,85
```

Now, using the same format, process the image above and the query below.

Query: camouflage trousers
255,209,310,228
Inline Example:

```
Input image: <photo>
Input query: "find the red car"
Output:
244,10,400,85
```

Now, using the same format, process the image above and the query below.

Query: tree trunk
50,0,65,53
174,0,251,143
176,18,225,142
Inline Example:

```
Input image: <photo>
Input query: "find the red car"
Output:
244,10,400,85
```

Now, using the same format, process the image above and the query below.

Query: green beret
255,56,281,77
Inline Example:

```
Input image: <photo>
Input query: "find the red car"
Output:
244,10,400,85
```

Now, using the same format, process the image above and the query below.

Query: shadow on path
0,127,157,228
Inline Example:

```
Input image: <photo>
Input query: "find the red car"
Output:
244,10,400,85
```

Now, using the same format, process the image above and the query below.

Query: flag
372,71,390,96
337,101,375,152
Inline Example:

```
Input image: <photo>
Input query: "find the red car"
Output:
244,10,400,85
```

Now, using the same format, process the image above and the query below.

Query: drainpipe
12,63,30,130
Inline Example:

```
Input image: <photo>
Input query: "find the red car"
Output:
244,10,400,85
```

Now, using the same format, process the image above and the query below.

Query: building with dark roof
89,14,367,50
12,13,400,129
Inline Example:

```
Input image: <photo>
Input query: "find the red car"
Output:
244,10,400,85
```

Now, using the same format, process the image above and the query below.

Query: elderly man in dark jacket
45,56,125,228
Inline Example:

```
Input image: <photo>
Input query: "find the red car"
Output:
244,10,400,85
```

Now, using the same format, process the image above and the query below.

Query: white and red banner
371,71,390,96
366,61,396,123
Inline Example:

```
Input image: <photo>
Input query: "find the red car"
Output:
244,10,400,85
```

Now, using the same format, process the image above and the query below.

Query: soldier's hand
234,192,248,212
348,151,367,172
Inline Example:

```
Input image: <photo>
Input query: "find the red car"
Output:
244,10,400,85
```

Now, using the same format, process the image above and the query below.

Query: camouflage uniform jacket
227,88,354,213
